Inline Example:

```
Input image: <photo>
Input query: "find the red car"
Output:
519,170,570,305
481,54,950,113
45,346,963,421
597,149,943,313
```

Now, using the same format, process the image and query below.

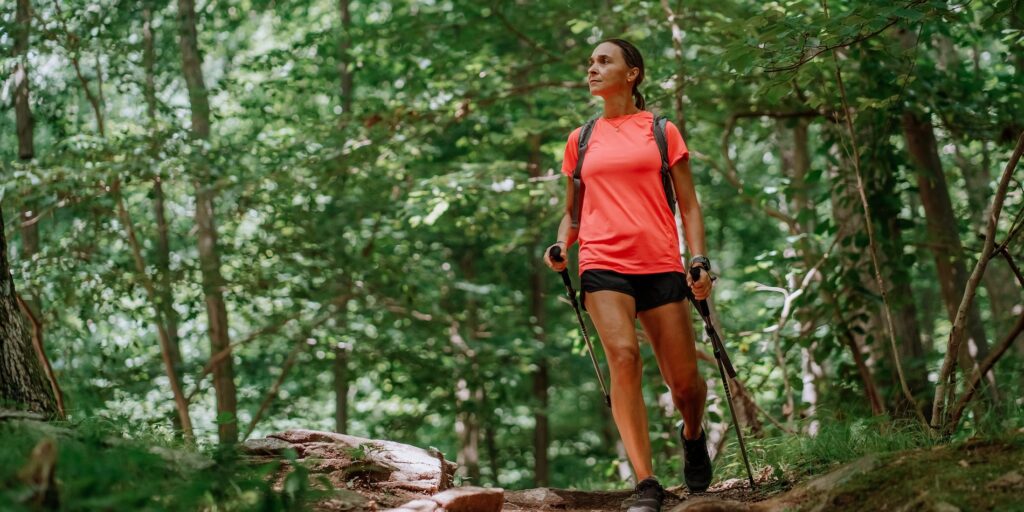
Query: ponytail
632,88,646,111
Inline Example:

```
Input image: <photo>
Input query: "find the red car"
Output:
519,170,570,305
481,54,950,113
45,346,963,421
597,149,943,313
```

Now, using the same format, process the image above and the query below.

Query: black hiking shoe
681,425,713,492
624,476,665,512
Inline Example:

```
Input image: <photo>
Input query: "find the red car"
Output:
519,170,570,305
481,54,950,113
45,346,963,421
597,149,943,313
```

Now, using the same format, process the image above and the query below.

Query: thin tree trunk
334,309,349,433
453,257,481,484
0,209,57,415
482,387,499,485
780,119,822,431
902,111,992,393
13,0,61,417
143,6,185,402
955,145,1019,340
825,141,886,416
660,0,687,138
334,0,354,434
178,0,238,444
933,131,1024,429
526,132,550,487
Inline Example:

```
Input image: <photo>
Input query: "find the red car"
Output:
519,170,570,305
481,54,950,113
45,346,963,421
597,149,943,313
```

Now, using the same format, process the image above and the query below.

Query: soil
320,434,1024,511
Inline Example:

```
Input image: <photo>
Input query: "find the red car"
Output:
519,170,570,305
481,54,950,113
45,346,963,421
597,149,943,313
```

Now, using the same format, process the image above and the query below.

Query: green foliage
0,418,318,511
1,0,1022,502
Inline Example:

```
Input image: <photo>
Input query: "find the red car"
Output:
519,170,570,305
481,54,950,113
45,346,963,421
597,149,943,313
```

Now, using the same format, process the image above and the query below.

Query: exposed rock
387,486,503,512
504,487,569,509
242,437,294,456
244,429,457,494
316,489,373,511
386,498,439,512
430,486,503,512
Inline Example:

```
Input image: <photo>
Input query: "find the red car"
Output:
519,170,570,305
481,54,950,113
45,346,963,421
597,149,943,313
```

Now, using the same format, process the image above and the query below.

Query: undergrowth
0,415,321,511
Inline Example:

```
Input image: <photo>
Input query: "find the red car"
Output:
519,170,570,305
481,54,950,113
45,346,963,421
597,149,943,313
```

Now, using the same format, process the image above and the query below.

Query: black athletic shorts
580,269,692,316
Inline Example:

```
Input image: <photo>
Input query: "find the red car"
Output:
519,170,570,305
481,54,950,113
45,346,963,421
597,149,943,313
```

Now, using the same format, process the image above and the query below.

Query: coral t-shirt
561,111,690,276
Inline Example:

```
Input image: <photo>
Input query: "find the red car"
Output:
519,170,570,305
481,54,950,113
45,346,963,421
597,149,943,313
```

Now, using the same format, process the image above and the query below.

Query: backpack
569,113,676,229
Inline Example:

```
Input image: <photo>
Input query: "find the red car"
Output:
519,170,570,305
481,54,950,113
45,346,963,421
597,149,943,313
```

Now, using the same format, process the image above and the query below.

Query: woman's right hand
543,242,568,272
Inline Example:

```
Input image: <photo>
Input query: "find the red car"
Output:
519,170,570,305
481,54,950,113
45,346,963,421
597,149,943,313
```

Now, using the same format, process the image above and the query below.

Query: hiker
543,38,714,511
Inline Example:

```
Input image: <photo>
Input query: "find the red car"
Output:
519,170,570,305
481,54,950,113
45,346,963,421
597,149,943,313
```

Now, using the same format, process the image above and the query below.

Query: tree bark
14,0,39,267
334,0,354,434
334,317,350,434
955,145,1020,342
177,0,238,444
901,111,991,388
453,257,481,484
143,5,185,402
526,132,550,487
0,209,57,415
826,141,887,416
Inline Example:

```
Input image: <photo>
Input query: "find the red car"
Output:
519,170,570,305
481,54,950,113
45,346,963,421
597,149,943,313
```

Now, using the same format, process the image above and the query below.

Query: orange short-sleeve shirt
561,111,690,276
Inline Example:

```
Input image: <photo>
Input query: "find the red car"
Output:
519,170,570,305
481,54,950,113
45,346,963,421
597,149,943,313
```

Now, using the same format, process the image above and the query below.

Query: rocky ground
243,429,1024,512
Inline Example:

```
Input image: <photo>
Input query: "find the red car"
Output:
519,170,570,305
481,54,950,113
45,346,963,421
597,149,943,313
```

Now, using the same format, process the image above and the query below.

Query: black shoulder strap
569,114,676,230
652,115,677,215
569,117,598,230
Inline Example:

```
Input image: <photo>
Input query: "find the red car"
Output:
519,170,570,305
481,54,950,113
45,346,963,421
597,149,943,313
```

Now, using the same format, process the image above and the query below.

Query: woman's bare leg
585,290,654,481
637,300,706,440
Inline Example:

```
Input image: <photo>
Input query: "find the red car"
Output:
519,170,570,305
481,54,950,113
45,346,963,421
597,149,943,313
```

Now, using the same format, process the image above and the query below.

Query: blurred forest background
2,0,1023,508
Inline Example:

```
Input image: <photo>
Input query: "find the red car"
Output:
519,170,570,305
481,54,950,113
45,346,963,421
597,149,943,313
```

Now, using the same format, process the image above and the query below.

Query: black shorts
581,269,691,316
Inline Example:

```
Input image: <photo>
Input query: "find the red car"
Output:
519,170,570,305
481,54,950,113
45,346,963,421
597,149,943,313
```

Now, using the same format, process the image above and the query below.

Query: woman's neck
602,94,641,118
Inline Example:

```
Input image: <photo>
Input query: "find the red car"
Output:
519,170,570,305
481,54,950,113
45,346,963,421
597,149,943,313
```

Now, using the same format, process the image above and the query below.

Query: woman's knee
606,345,642,376
668,374,707,403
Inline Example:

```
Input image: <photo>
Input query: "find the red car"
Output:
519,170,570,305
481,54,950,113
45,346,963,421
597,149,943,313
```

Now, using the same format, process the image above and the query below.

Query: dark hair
600,38,646,111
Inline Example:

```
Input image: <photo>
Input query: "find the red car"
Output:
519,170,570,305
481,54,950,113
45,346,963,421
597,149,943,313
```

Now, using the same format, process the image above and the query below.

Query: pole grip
689,266,711,317
549,245,564,263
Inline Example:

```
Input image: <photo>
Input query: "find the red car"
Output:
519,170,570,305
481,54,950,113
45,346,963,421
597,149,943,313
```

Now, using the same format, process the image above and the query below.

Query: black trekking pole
549,246,611,408
688,266,757,488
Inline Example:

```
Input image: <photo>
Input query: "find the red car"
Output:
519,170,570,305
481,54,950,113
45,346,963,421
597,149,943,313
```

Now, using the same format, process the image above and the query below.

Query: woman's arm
670,157,713,299
670,158,707,258
544,176,580,271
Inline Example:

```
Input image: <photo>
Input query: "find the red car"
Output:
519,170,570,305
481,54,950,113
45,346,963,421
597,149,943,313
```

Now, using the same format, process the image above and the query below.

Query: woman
543,39,714,511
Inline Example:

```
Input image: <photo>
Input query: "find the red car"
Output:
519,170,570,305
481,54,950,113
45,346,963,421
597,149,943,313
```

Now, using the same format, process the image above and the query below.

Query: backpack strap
569,117,598,230
652,115,677,215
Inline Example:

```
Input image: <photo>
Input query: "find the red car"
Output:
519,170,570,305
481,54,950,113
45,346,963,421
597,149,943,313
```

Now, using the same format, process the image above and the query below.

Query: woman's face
587,42,638,97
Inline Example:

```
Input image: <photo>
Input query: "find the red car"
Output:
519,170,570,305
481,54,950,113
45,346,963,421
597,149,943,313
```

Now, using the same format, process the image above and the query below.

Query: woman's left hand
686,266,714,301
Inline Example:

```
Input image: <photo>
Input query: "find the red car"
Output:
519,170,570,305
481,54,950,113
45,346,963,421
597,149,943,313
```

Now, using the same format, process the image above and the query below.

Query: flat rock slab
387,486,504,512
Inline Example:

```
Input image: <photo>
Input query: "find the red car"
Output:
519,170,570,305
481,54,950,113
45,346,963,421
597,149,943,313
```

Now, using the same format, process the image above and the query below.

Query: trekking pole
549,246,611,408
688,266,756,488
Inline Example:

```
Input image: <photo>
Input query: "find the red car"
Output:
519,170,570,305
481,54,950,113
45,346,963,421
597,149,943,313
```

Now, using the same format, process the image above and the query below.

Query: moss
822,435,1024,511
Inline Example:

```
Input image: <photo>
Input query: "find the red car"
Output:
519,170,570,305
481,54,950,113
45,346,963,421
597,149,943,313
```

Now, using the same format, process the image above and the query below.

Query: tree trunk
14,0,40,351
455,375,482,483
143,6,185,402
955,145,1020,343
526,132,550,487
333,0,354,434
177,0,238,444
333,348,349,433
825,139,887,415
779,119,823,428
901,111,992,390
0,209,57,415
